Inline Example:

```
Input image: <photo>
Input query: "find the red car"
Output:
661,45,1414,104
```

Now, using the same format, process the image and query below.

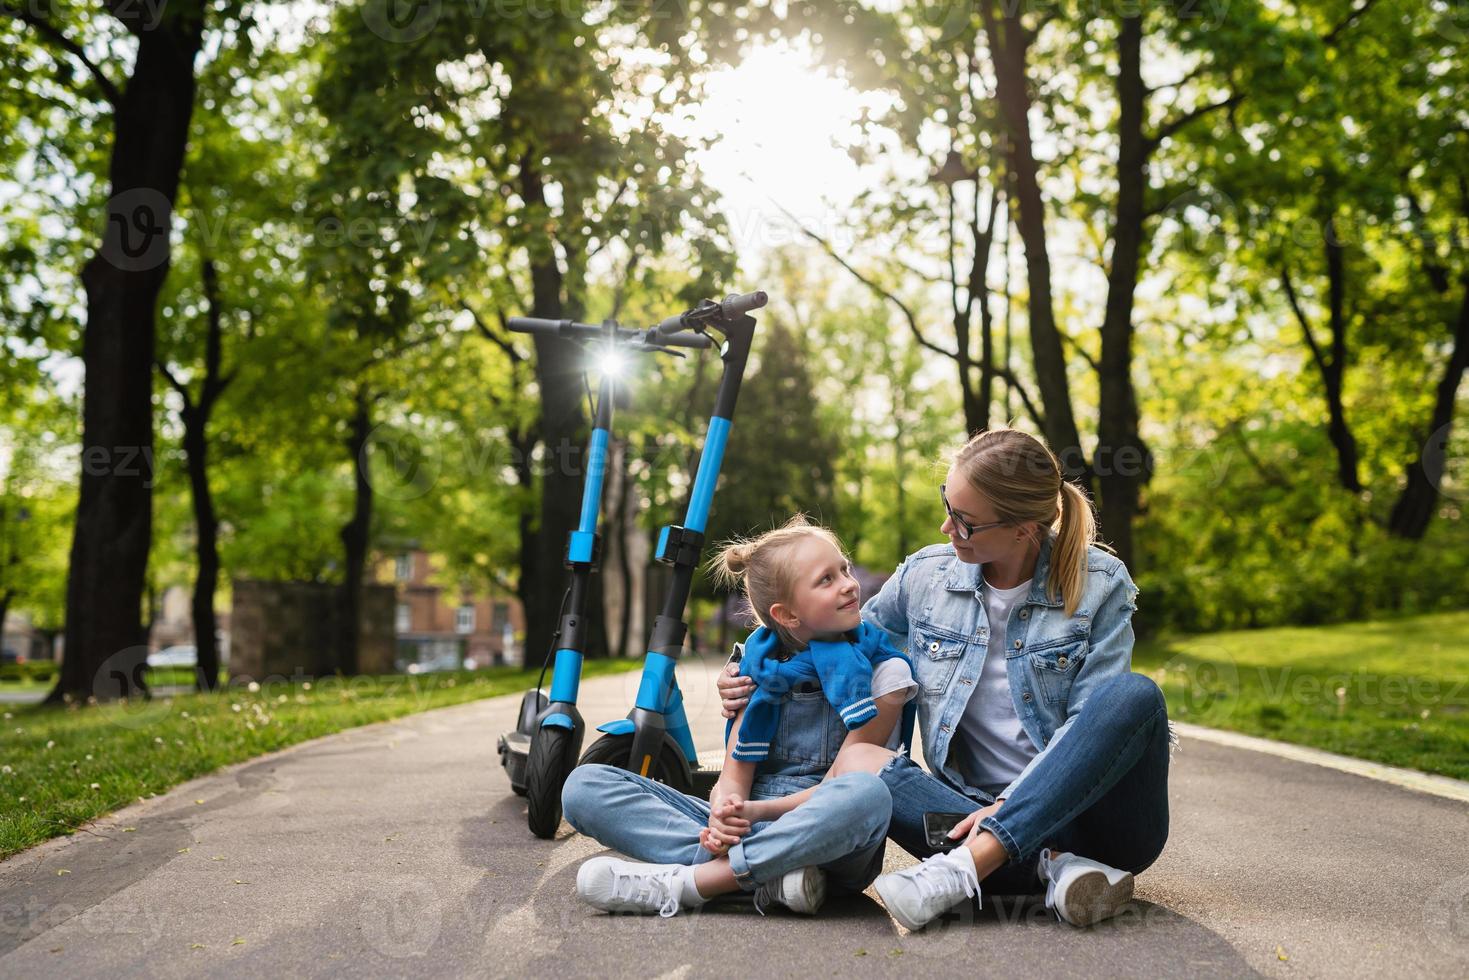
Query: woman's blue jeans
562,765,893,893
880,672,1171,894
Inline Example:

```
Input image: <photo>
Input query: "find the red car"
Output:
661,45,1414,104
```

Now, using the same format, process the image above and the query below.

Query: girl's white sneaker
754,865,827,915
1037,849,1135,927
873,847,980,931
576,857,697,917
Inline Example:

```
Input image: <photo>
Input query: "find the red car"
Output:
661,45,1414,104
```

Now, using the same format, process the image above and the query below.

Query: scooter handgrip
506,316,567,335
720,291,768,318
655,312,689,335
659,331,714,349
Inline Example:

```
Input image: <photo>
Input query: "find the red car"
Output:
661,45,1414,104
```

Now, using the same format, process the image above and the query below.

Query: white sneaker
873,848,980,931
576,857,697,917
754,866,827,915
1037,849,1134,927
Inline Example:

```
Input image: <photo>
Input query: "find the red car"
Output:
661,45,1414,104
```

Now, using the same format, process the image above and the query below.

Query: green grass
0,660,641,858
1134,609,1469,780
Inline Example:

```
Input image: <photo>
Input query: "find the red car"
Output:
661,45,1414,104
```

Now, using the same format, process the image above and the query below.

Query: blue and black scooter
496,313,712,839
578,290,767,796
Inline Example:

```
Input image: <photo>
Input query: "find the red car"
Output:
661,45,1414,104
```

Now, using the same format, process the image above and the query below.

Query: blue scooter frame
581,291,767,794
496,315,711,838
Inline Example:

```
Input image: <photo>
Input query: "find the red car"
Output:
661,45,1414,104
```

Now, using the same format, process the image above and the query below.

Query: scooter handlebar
657,330,714,349
505,316,566,336
507,316,712,351
720,290,768,319
656,290,768,334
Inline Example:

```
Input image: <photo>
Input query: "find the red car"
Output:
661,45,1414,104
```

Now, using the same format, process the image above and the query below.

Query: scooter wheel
526,726,575,839
578,733,692,794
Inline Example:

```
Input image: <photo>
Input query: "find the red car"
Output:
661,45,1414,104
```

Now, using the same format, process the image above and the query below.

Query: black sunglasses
940,484,1008,541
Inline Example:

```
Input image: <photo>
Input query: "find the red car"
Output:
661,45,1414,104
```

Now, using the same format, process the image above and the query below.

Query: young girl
560,516,917,916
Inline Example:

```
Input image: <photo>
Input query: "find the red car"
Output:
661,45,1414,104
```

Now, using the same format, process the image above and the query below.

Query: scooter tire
578,732,692,794
525,726,575,839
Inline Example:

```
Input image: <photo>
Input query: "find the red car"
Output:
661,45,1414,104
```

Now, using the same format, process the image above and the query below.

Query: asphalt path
2,656,1466,978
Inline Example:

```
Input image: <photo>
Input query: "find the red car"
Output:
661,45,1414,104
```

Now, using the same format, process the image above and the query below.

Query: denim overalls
562,677,894,893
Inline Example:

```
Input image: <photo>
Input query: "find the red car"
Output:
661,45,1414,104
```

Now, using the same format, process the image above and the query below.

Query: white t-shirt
957,575,1039,796
871,657,918,703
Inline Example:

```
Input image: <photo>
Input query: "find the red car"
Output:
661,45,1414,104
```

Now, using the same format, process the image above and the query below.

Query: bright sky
673,43,902,260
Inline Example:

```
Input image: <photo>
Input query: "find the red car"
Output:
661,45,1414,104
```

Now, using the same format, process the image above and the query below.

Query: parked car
1,646,24,665
147,645,198,669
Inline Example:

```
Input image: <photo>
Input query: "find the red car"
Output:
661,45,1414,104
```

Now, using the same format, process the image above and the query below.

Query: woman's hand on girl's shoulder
717,661,756,719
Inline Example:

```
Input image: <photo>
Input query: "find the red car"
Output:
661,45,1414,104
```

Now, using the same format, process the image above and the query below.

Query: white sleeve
870,658,918,702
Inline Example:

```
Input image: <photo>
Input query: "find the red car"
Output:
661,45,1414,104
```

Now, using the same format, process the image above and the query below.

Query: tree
311,1,735,663
3,0,249,702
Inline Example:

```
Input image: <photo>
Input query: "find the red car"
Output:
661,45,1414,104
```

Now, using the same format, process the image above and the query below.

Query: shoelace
907,853,977,906
610,868,683,918
1037,849,1063,921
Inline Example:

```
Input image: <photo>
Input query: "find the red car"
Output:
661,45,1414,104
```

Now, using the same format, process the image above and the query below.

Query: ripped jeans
562,765,892,893
880,672,1172,893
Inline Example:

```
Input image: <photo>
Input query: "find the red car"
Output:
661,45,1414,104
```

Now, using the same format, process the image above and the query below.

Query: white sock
943,844,980,887
678,865,707,908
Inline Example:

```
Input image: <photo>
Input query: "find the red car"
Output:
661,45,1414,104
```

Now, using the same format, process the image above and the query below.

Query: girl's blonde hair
951,427,1097,617
708,514,846,650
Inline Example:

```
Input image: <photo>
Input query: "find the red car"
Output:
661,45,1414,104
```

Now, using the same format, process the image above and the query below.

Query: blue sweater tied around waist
727,622,910,763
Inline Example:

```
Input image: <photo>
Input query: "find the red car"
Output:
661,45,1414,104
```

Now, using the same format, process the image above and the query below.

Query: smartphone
923,811,974,851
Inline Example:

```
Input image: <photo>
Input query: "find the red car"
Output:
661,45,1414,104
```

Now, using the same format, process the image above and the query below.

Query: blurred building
380,549,525,671
1,610,50,662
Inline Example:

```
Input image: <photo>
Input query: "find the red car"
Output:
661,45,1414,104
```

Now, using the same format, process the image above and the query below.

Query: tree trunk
1389,278,1469,538
1281,226,1364,497
164,259,232,692
516,159,602,664
979,2,1085,480
49,8,207,705
338,388,373,676
1095,15,1153,570
1322,224,1363,494
181,408,222,690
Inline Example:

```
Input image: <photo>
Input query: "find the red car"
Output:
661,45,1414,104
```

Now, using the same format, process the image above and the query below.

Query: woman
718,428,1172,930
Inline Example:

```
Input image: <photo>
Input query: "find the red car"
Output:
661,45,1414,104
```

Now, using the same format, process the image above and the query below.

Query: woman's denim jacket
861,534,1139,803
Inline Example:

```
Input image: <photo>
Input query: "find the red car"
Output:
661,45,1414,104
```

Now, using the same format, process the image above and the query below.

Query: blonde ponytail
951,427,1097,617
1050,479,1097,616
